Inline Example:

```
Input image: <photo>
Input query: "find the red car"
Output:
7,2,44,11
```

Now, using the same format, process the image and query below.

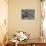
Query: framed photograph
21,9,35,20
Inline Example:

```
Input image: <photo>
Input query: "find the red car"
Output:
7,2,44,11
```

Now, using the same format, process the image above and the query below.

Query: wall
8,0,41,38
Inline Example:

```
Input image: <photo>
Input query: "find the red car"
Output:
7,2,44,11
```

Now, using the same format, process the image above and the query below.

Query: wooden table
35,43,46,46
5,38,46,46
18,43,46,46
18,38,46,46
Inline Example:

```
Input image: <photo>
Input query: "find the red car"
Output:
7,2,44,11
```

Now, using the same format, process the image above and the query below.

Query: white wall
8,0,41,39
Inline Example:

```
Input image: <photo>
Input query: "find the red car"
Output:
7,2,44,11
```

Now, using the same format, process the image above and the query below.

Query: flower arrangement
17,31,30,42
12,31,30,42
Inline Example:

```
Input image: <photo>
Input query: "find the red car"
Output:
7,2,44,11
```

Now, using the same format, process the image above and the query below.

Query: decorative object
21,9,35,20
17,31,30,42
10,31,30,42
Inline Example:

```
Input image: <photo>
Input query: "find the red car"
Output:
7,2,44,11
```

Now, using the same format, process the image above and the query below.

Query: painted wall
8,0,41,38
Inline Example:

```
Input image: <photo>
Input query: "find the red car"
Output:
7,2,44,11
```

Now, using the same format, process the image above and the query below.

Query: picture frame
21,9,35,20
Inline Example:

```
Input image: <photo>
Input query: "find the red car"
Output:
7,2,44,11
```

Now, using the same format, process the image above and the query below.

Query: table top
18,38,46,44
